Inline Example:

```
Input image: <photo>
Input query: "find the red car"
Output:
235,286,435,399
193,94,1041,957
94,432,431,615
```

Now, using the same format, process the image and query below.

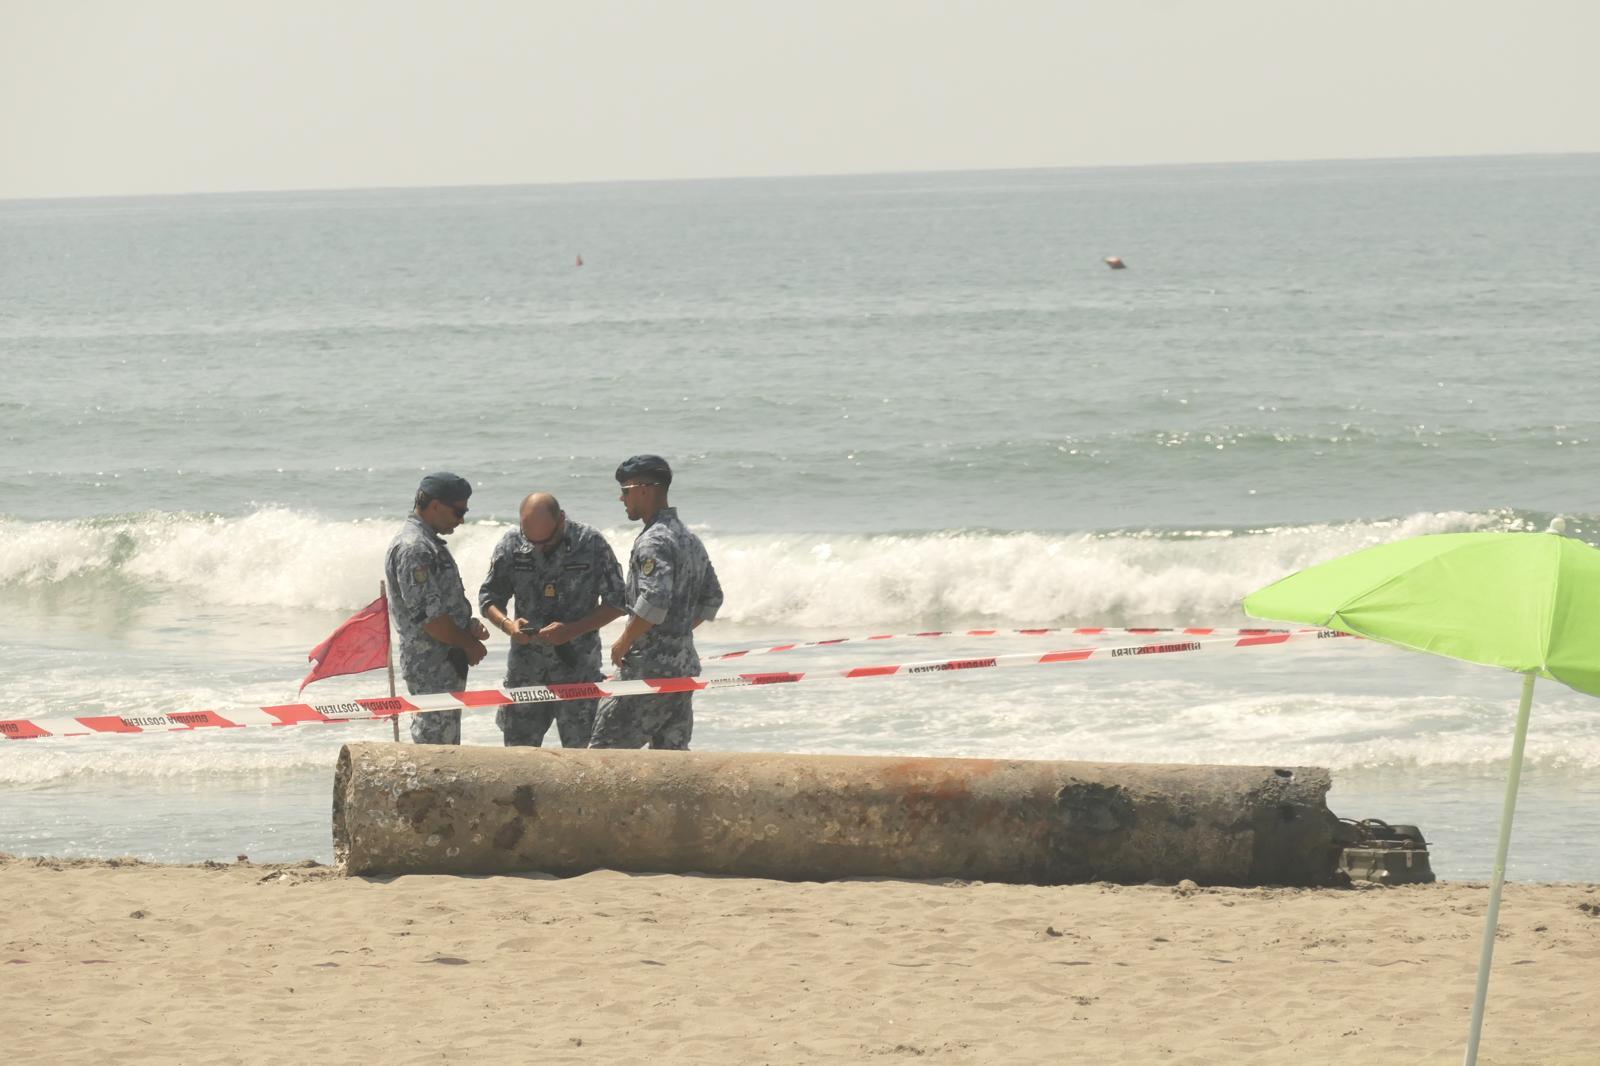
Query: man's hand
609,612,652,670
425,615,492,667
539,621,575,646
609,636,633,669
464,619,490,664
505,617,536,645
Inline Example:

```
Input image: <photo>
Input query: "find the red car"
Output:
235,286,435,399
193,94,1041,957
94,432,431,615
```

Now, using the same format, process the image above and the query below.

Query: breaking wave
0,506,1541,627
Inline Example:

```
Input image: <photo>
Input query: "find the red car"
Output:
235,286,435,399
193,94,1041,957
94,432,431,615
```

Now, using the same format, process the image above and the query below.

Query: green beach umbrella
1242,529,1600,1066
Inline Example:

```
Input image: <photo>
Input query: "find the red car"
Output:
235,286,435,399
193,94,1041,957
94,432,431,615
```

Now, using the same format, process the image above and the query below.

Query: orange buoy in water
1104,256,1126,270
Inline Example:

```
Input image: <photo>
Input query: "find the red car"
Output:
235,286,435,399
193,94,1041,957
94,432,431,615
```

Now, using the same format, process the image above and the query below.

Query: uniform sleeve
595,536,626,611
393,541,449,625
631,535,675,625
478,533,515,615
695,552,724,623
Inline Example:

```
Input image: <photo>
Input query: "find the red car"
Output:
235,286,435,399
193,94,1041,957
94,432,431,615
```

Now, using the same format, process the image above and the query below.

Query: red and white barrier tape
705,626,1301,661
0,629,1354,741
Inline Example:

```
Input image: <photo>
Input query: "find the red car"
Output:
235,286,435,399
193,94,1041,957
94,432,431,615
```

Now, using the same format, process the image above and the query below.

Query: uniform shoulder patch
413,565,429,584
641,557,656,576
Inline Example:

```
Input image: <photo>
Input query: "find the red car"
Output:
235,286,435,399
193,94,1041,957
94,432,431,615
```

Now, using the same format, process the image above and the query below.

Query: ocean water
4,156,1600,881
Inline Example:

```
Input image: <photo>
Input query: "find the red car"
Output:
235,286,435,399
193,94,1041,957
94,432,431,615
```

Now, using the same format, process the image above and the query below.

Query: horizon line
3,149,1596,207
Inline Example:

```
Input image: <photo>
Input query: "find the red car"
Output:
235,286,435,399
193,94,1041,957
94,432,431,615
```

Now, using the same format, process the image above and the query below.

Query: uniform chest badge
543,582,558,598
641,557,656,576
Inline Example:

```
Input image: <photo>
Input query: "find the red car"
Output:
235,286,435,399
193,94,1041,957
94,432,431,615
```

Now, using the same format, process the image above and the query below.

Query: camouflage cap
614,454,672,486
418,471,472,501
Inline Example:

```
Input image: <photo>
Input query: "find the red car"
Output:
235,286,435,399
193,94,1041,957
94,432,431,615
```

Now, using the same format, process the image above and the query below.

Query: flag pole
382,580,399,742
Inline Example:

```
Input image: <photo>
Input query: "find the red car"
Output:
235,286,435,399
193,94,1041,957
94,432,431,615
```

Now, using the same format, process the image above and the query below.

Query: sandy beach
2,855,1595,1065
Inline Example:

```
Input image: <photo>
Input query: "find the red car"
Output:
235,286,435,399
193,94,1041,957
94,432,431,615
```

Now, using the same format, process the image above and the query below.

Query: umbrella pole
1462,671,1536,1066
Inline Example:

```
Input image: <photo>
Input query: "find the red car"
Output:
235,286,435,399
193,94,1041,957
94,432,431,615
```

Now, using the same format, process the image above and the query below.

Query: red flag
300,593,391,692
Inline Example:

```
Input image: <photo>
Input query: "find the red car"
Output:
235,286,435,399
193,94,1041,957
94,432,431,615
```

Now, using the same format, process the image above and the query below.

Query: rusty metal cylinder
333,743,1342,885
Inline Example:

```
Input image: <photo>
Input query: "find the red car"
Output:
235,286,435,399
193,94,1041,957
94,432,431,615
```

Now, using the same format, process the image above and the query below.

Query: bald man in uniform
479,493,626,746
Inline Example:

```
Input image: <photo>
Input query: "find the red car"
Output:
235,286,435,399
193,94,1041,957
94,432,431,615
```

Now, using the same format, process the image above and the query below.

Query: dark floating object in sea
1104,256,1127,270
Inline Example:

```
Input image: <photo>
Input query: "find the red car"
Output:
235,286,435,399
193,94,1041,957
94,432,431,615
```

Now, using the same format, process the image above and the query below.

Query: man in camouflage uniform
590,455,724,750
384,472,489,745
479,492,626,747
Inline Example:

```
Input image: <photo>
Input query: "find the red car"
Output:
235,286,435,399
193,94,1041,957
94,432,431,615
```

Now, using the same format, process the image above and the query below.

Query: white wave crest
0,507,1519,625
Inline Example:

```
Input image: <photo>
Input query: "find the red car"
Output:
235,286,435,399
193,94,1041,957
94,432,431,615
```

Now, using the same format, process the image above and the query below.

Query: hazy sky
2,0,1596,199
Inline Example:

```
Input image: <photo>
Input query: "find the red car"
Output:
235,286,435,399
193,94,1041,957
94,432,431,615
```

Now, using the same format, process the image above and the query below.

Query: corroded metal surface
333,743,1341,885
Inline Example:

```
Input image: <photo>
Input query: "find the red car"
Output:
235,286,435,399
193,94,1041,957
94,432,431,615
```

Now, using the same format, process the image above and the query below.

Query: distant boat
576,254,584,267
1103,256,1126,270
